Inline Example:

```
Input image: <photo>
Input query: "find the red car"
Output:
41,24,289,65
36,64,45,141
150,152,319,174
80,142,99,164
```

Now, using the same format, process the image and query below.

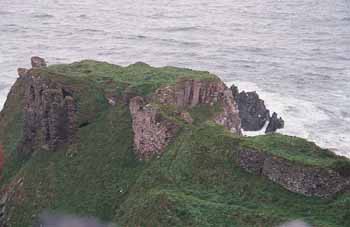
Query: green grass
48,60,219,97
114,123,350,227
1,60,350,226
5,105,144,226
240,134,350,170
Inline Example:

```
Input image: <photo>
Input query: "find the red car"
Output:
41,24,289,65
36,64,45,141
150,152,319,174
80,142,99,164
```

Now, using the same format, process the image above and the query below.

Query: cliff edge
0,58,349,227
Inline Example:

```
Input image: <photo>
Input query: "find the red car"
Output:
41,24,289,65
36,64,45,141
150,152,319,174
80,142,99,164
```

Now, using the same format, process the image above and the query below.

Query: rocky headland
0,58,349,227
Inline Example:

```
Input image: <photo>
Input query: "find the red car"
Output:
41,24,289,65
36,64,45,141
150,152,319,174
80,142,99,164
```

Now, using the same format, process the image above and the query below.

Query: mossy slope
0,60,350,226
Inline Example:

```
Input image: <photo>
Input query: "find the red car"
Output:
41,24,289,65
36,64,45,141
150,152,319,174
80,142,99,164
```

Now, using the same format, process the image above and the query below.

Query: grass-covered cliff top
0,60,350,226
48,60,219,96
241,134,350,169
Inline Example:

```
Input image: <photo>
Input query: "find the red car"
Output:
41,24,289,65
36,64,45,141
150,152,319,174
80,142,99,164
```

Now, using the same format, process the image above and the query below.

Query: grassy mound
0,60,350,226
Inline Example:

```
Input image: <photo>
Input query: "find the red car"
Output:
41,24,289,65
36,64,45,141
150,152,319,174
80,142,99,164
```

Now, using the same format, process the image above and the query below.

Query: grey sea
0,0,349,156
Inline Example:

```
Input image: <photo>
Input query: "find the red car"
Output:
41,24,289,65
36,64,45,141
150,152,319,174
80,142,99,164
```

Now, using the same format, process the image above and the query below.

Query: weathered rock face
155,79,241,133
232,87,270,131
130,79,241,158
265,112,285,133
0,144,4,177
231,84,284,133
31,56,47,68
156,79,224,107
16,60,77,153
213,89,241,134
129,96,179,159
237,149,350,197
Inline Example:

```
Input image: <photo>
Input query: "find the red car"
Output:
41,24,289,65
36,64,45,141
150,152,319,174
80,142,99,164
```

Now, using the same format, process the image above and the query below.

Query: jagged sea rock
230,84,284,133
266,112,285,133
234,89,270,131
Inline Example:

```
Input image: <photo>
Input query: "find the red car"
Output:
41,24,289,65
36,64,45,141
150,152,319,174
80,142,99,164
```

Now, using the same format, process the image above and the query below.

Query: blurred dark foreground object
278,220,311,227
35,211,310,227
35,211,118,227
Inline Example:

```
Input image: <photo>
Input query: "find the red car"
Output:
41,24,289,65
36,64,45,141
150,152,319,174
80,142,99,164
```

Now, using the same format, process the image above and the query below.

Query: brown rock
129,96,179,159
17,70,77,153
130,78,242,158
17,68,28,77
154,79,241,133
238,149,350,197
214,89,241,134
31,56,47,68
180,111,193,124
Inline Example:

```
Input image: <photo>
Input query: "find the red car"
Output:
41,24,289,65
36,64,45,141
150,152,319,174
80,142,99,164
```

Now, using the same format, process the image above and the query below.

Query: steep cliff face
16,58,77,153
1,59,350,227
130,78,241,159
129,96,179,159
154,79,241,133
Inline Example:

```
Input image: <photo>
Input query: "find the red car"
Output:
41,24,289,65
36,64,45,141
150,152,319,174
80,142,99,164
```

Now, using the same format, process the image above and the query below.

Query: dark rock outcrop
129,96,179,159
265,112,285,133
230,84,284,133
237,149,350,197
16,58,77,153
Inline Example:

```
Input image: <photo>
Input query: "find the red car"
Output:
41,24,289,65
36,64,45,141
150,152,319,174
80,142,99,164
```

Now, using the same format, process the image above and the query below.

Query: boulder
31,56,47,68
17,68,28,77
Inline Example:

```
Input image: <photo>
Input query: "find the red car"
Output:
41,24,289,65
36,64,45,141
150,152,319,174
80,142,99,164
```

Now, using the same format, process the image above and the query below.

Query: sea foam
226,80,350,158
